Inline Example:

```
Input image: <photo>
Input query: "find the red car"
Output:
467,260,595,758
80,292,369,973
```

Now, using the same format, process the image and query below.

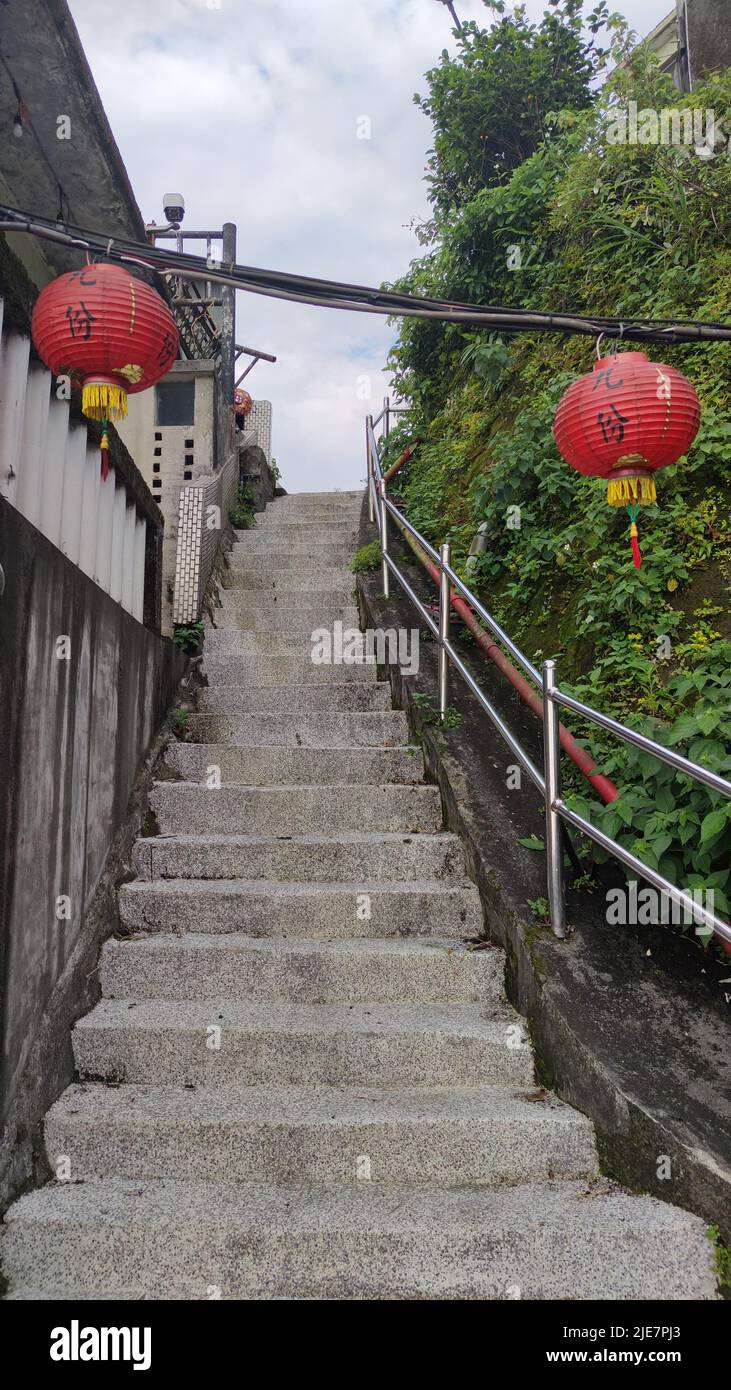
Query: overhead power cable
1,203,731,346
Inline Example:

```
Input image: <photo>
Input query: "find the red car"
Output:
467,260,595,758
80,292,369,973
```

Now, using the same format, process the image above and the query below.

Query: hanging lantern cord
627,503,642,570
100,414,110,481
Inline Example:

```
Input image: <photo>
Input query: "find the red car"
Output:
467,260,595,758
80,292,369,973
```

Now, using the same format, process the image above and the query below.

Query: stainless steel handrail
551,687,731,797
384,496,441,565
442,558,542,687
383,553,439,637
365,399,731,947
443,634,546,794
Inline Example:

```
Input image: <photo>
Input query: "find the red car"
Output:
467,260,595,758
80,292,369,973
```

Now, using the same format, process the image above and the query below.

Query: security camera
162,193,185,227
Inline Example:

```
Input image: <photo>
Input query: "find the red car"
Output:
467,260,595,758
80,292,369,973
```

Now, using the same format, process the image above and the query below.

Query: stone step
46,1081,594,1185
256,523,355,532
228,559,357,582
233,535,357,557
218,587,356,613
202,655,378,685
70,1002,533,1088
251,517,361,534
223,565,354,590
202,628,366,656
269,494,364,505
164,743,424,786
3,1177,715,1301
250,514,361,527
244,496,359,510
131,830,467,882
262,491,362,507
120,879,481,940
186,710,409,747
228,547,355,569
236,532,358,548
211,606,361,632
196,683,391,713
101,935,503,1004
149,782,442,836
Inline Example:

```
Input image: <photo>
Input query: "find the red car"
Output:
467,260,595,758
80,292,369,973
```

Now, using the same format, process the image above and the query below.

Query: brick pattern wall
172,448,239,624
245,399,272,462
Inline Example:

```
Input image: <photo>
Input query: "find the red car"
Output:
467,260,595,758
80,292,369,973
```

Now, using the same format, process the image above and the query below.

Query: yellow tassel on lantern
606,475,657,507
82,381,128,421
100,427,110,482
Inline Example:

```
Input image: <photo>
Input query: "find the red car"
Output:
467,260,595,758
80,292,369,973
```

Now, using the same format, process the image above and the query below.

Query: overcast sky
68,0,673,492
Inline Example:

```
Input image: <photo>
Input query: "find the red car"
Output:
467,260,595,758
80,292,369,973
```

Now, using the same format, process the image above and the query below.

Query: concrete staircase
2,491,717,1300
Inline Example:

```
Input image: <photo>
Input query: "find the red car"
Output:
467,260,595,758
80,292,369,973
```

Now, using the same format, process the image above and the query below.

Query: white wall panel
59,425,86,564
0,333,31,502
15,366,51,527
39,397,71,546
121,501,137,614
79,443,101,579
95,464,116,593
109,483,127,604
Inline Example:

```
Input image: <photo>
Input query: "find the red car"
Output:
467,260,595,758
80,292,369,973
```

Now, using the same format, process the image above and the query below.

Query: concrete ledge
356,498,731,1243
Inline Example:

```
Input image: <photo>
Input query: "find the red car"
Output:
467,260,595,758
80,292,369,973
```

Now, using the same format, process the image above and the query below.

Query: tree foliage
383,14,731,938
414,0,616,220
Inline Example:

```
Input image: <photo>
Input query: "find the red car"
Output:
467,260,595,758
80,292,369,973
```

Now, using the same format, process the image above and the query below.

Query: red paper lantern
233,387,253,415
553,351,701,566
32,264,179,477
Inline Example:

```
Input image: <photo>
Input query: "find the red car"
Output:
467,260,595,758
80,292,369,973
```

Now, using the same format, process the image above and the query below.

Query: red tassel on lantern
629,520,642,569
100,419,110,481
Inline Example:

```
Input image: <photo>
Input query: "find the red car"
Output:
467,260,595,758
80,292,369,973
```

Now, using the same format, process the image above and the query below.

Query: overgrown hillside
382,4,731,929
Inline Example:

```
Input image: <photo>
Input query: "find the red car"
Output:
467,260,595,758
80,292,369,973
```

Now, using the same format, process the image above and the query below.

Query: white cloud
67,0,674,491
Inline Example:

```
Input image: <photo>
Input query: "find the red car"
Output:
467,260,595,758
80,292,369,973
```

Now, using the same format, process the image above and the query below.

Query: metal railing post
438,543,451,720
383,395,390,445
542,659,566,939
366,415,375,523
379,478,390,598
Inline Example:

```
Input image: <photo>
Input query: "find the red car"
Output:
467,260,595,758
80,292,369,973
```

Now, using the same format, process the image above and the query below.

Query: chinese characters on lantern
593,363,630,446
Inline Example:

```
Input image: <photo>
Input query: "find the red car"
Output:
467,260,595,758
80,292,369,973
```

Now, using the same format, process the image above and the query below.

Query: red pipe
383,440,420,484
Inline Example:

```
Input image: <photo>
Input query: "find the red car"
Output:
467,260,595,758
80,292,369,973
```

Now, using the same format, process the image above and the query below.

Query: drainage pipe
383,440,420,484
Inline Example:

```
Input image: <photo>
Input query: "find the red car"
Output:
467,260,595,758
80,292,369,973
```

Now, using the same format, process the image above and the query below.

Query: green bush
350,540,381,573
229,484,256,529
565,640,731,936
172,622,204,654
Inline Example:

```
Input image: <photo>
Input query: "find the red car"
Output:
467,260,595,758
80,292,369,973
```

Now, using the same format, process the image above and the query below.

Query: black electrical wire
2,202,731,345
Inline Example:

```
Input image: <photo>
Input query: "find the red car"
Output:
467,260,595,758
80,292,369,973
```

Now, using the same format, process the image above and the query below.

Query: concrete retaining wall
0,496,187,1208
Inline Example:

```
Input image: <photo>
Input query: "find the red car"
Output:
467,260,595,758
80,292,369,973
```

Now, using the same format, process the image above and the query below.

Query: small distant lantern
233,387,253,419
553,351,701,567
32,263,179,478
